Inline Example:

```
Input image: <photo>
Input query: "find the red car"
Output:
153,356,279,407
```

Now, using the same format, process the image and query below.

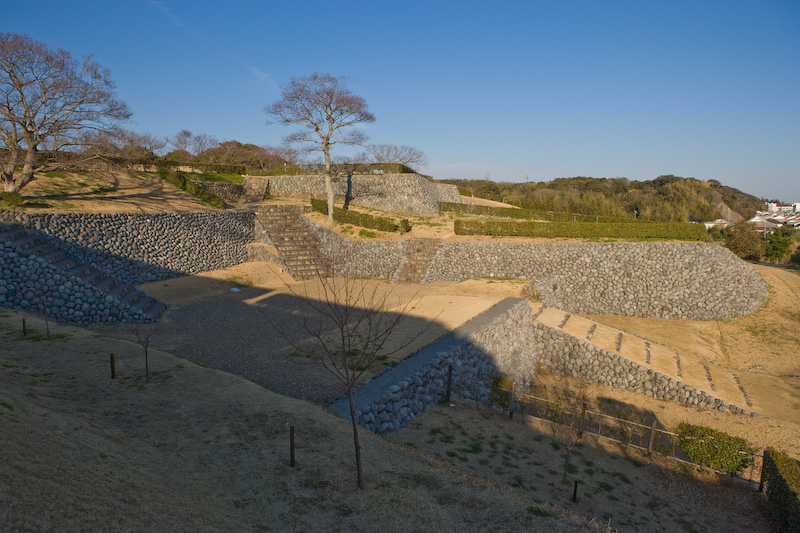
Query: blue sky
3,0,798,201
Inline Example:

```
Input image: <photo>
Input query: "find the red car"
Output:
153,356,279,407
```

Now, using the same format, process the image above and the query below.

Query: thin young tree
131,323,160,383
270,275,427,489
265,73,375,223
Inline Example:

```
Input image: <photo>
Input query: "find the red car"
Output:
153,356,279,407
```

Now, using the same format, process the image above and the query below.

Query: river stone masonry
532,316,753,415
425,241,767,320
244,174,462,216
348,298,537,435
0,210,254,285
0,238,150,325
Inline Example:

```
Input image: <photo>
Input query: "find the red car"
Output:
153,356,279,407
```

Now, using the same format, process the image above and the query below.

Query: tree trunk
326,175,334,224
348,388,365,489
323,142,334,224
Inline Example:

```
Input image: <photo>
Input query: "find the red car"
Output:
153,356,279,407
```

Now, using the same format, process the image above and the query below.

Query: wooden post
22,318,27,336
509,382,516,420
110,353,116,380
572,480,578,502
577,402,587,438
446,364,453,402
648,420,658,456
759,450,768,492
290,425,296,467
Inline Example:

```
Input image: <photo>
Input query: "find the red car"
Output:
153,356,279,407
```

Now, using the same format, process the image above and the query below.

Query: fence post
509,382,516,420
22,318,27,336
648,420,658,456
577,402,587,438
759,450,768,492
110,353,116,380
446,364,453,402
290,425,296,467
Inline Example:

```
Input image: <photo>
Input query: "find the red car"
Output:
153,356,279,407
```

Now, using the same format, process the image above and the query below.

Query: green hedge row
763,448,800,530
310,198,409,233
439,201,626,223
676,423,754,475
157,168,226,209
155,160,246,174
453,219,707,241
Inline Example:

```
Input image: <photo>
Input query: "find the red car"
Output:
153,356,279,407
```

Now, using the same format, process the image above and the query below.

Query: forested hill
438,175,764,223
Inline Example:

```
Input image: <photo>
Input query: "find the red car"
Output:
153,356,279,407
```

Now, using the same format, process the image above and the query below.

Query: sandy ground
18,169,216,213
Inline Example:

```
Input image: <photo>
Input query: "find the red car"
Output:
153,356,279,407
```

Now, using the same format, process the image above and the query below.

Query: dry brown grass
0,310,607,532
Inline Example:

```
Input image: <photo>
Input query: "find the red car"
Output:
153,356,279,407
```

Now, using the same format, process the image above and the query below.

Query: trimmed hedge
439,201,626,223
310,198,408,233
157,168,226,209
454,219,708,241
676,423,754,475
763,448,800,530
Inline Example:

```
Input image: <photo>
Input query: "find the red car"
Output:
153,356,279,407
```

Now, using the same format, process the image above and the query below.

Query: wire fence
465,381,766,491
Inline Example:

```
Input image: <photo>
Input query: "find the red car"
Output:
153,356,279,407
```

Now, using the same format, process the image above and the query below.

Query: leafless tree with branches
265,73,375,223
358,144,429,171
269,275,428,489
0,33,131,192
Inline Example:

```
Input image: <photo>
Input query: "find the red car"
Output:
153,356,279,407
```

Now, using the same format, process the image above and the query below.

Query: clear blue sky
3,0,798,202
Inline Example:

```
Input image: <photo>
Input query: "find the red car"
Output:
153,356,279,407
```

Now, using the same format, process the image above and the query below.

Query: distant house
703,219,730,230
748,215,781,235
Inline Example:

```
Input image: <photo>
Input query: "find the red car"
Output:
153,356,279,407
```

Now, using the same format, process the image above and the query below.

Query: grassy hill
440,175,764,223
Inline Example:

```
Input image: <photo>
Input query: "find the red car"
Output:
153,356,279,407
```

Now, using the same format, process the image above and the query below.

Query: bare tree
265,73,375,223
189,133,218,156
360,144,429,171
131,323,160,383
0,33,131,192
271,276,427,489
168,129,193,153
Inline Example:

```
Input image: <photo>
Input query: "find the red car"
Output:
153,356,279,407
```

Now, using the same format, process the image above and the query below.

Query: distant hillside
439,175,764,223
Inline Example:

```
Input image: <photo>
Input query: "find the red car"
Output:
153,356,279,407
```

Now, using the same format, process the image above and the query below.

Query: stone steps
533,306,755,414
0,224,165,321
254,205,333,280
392,238,441,284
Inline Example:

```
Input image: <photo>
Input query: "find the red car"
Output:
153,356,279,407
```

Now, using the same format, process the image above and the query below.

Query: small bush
490,376,514,410
677,423,754,475
157,168,225,208
1,192,23,207
310,198,401,232
763,448,800,530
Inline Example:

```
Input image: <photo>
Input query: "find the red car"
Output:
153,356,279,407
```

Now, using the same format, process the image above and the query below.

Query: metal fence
483,385,766,490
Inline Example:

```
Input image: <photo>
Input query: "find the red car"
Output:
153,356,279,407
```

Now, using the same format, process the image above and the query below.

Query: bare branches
268,275,427,489
264,73,375,175
359,144,429,171
0,32,130,192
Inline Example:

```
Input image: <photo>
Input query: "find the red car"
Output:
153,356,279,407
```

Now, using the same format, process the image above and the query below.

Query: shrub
157,168,226,208
676,423,754,475
763,448,800,530
489,375,514,410
725,222,765,260
310,198,400,232
454,219,707,241
1,192,23,208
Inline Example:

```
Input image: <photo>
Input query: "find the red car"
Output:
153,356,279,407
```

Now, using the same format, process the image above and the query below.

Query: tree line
441,175,765,224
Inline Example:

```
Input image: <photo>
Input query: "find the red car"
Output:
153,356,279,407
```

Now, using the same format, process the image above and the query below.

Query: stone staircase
532,305,755,414
392,238,441,284
254,205,333,280
0,224,166,320
241,176,268,203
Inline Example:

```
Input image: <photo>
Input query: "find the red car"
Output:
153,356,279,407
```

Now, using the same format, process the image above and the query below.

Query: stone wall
533,319,753,415
192,181,244,204
0,210,254,285
356,299,537,434
245,174,462,216
0,241,151,325
299,216,407,279
425,241,767,320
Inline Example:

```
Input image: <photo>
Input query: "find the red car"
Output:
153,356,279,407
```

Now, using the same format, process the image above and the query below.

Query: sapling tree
270,275,428,489
131,323,159,383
